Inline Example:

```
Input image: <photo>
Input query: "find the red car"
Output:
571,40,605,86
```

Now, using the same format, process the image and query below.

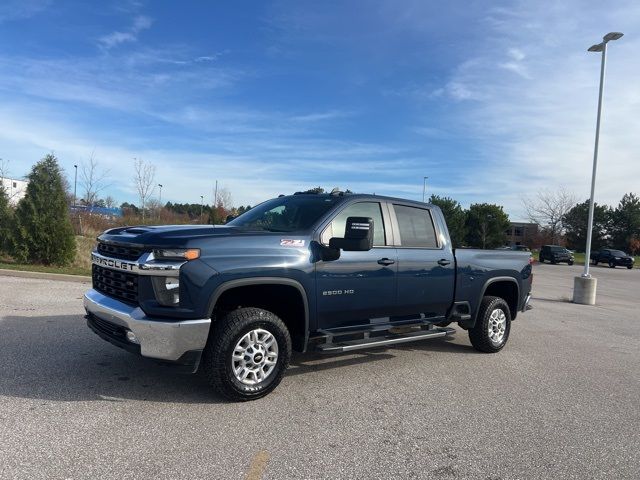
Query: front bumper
83,289,211,363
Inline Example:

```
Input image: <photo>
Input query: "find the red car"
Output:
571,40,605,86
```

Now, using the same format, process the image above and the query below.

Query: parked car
539,245,574,265
84,192,533,401
590,248,634,269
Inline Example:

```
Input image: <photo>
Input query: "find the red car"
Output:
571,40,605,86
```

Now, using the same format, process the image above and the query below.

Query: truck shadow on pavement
1,315,476,403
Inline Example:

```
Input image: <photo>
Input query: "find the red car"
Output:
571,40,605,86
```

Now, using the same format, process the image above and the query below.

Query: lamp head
603,32,623,42
588,43,603,52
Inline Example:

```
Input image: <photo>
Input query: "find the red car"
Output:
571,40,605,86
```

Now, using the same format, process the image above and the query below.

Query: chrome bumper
83,289,211,361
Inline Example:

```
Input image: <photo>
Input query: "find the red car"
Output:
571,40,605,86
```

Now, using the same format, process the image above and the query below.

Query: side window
393,204,438,248
322,202,386,246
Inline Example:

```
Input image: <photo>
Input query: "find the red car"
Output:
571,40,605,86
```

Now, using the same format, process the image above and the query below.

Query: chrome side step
315,327,456,353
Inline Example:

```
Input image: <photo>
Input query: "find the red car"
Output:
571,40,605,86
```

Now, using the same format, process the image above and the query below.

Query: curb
0,268,91,283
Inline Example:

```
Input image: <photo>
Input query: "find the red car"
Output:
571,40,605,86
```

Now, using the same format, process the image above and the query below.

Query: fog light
151,276,180,306
126,330,139,344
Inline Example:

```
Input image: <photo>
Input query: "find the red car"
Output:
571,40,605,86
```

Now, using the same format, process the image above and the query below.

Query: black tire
201,307,291,401
468,296,511,353
592,258,598,265
551,259,557,265
627,265,633,270
538,255,544,263
568,261,574,266
609,260,616,268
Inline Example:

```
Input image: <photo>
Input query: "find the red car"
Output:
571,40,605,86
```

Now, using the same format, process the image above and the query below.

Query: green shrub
0,183,12,252
10,154,76,265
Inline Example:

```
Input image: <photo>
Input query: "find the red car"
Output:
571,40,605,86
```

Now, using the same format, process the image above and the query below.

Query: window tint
394,205,438,248
228,195,341,232
322,202,386,246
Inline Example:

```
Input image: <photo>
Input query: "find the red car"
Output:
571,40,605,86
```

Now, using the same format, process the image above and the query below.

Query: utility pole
422,176,428,203
200,195,204,223
573,31,624,305
73,164,78,207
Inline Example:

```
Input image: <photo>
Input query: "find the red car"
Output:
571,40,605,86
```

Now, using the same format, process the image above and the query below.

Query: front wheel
468,296,511,353
627,265,633,270
568,261,574,266
202,307,292,401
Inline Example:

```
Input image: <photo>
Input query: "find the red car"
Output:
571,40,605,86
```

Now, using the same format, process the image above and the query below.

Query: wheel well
212,284,307,351
484,281,518,319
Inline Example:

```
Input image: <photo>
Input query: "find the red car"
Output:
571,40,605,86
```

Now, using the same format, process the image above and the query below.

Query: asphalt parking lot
1,263,639,479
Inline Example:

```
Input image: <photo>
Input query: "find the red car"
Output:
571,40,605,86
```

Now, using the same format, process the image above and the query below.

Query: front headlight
153,248,200,261
151,277,180,306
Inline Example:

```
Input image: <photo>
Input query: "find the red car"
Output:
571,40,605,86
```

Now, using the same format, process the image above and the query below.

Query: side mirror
329,216,374,252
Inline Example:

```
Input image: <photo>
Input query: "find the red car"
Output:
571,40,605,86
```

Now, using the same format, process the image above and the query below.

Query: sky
0,0,638,220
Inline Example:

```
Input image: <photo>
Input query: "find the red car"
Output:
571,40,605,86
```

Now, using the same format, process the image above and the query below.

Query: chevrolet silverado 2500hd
84,192,533,401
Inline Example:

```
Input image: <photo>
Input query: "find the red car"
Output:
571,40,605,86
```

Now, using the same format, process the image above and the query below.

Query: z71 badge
280,239,305,247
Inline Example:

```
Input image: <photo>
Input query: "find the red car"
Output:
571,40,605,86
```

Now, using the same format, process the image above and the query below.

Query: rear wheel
468,296,511,353
202,307,291,401
538,255,544,263
568,261,574,266
609,260,616,268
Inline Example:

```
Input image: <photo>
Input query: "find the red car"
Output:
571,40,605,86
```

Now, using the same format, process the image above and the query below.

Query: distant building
1,177,28,206
505,222,539,248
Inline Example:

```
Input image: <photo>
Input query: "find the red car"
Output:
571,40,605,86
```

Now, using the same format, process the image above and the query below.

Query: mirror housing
329,216,374,252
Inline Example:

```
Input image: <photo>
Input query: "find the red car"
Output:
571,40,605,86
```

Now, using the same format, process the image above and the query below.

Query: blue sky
0,0,638,219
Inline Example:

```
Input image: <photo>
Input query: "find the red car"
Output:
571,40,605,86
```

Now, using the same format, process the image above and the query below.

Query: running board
316,327,456,353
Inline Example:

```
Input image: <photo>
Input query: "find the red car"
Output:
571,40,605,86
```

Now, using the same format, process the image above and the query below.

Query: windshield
228,195,342,232
609,250,627,256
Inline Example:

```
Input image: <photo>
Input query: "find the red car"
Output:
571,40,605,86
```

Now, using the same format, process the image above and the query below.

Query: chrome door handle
377,258,395,266
437,259,451,266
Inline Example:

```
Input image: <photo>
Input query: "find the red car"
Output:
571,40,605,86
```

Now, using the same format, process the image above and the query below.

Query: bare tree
133,158,156,221
80,152,111,205
522,187,576,244
104,195,117,208
215,186,233,209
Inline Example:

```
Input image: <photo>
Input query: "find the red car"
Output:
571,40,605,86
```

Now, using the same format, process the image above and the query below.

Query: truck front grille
97,242,144,261
92,264,139,305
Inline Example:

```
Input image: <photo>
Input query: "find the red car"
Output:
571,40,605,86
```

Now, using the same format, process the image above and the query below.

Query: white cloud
98,15,153,49
0,0,51,23
427,0,640,218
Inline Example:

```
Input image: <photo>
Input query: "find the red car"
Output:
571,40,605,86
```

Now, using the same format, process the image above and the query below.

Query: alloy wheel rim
232,328,279,385
488,308,507,344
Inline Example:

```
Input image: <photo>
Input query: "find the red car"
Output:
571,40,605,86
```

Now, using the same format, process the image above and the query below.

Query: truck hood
98,224,275,247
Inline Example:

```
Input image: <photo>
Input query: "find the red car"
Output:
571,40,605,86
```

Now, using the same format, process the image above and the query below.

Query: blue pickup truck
84,192,533,401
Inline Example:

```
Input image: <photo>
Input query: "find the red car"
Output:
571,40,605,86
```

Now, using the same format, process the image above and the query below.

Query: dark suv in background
539,245,574,265
590,248,634,269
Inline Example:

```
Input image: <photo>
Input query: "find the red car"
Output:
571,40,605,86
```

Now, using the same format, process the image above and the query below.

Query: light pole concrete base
573,276,597,305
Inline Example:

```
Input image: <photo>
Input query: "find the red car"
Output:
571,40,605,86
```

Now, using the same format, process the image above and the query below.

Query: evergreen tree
562,200,609,251
11,154,76,265
465,203,510,249
609,193,640,251
428,194,466,247
0,183,12,253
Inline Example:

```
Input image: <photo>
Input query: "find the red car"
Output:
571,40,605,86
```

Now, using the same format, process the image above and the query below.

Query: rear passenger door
391,204,455,321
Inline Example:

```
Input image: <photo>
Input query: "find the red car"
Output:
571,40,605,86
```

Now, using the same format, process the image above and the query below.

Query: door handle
437,259,451,266
377,258,395,266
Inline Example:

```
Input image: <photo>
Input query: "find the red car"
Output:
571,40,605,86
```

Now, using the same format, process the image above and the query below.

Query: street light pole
573,32,623,305
422,176,428,203
200,195,204,223
73,164,78,207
